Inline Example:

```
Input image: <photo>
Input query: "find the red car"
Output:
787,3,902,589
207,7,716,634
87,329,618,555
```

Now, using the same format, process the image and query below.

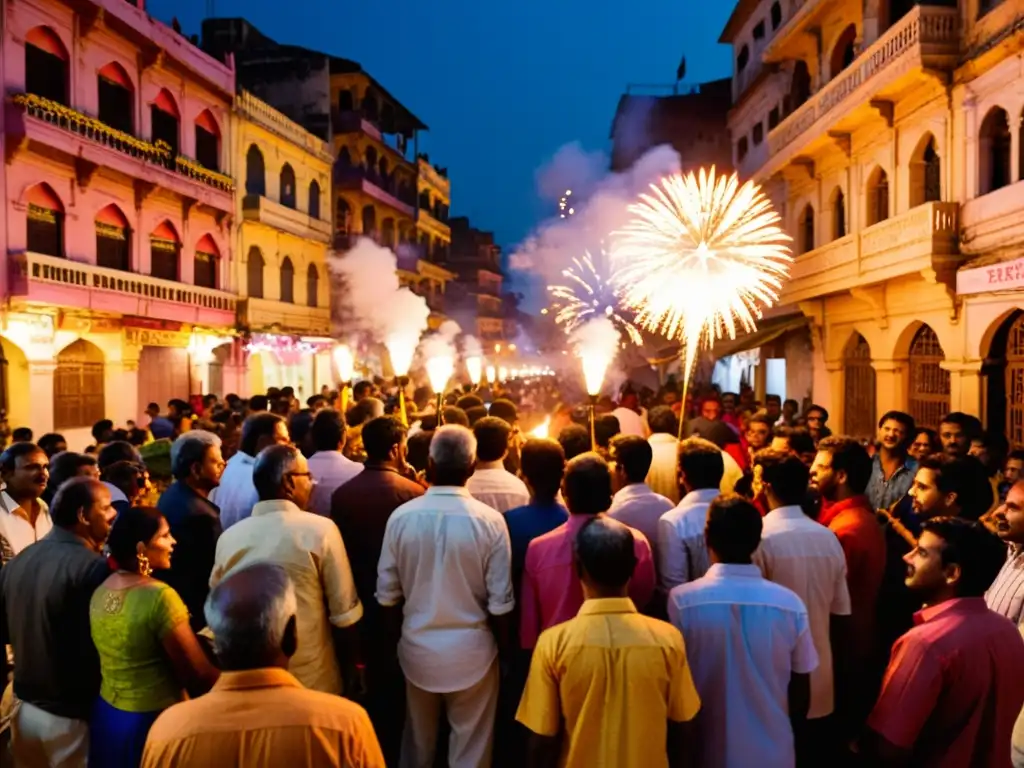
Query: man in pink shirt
863,517,1024,767
520,453,656,649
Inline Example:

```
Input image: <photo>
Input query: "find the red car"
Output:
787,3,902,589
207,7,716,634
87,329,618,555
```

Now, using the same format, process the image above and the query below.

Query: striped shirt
985,545,1024,627
753,505,852,719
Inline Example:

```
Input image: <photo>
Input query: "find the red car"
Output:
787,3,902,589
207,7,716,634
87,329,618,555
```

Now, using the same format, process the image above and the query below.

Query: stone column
940,358,984,416
825,360,845,432
871,359,908,415
26,360,56,434
103,360,139,428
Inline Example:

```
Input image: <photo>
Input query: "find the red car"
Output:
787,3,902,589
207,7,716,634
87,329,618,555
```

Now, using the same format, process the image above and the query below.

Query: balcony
763,0,830,63
334,168,416,218
417,158,450,197
239,297,330,336
242,195,332,244
763,6,958,177
237,91,333,165
10,251,237,326
417,207,451,240
781,201,960,303
9,94,234,211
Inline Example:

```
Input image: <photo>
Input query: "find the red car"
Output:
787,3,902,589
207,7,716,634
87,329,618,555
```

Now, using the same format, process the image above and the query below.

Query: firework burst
546,251,644,346
610,166,792,378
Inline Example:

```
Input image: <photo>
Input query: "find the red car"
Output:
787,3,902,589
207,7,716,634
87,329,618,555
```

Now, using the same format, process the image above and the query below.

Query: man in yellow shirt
516,515,701,768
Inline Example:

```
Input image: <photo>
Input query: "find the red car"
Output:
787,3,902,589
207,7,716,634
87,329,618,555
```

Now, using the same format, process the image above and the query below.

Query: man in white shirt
0,442,52,563
751,450,852,763
211,444,363,695
211,412,290,530
307,409,363,516
658,438,725,592
611,403,646,438
669,494,818,768
647,406,682,504
377,425,514,768
608,435,673,565
467,417,529,513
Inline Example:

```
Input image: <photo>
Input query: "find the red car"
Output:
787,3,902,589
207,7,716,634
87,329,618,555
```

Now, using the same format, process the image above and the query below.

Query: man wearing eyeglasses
210,444,364,697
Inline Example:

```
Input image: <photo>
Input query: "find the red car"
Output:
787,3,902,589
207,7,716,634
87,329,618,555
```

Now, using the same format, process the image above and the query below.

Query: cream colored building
721,0,1024,443
233,91,334,399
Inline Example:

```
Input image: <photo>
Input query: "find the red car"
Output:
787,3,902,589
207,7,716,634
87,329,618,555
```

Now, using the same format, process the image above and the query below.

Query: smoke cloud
570,317,621,396
461,335,482,359
418,319,461,361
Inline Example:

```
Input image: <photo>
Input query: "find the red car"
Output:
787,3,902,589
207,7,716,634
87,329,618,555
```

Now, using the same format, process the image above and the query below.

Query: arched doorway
194,234,219,289
907,325,949,430
151,88,180,164
150,220,180,281
910,134,941,208
829,25,857,80
246,145,265,196
866,167,890,226
0,337,28,429
54,339,105,430
95,204,131,271
843,333,876,440
26,183,65,258
26,26,68,105
979,107,1011,195
985,310,1024,447
97,62,134,134
247,246,264,298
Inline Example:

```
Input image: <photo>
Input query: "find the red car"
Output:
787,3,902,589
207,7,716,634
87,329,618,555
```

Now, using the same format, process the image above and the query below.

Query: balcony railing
781,201,959,303
11,251,237,312
242,195,332,244
334,167,416,217
12,93,234,193
237,91,333,164
766,6,958,162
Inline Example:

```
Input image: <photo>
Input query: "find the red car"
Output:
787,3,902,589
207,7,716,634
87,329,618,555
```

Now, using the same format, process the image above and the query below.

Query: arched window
280,257,295,303
279,164,296,208
419,190,431,210
150,220,180,281
737,45,750,72
97,62,134,134
867,167,890,226
247,246,264,298
737,137,749,162
362,205,377,239
770,1,782,29
381,218,395,248
362,91,379,121
54,340,105,430
338,89,354,113
151,89,180,165
829,25,857,80
246,145,265,197
95,204,131,271
910,134,942,208
364,147,378,176
25,183,65,258
336,197,352,234
337,146,353,170
308,180,321,220
908,325,950,430
980,107,1011,194
832,189,846,240
306,263,319,308
798,204,815,254
790,61,811,112
25,26,68,104
194,234,219,289
752,123,764,146
194,109,220,171
843,333,876,441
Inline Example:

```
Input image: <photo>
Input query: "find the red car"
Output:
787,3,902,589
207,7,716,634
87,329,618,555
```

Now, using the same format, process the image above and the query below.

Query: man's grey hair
170,430,221,481
204,562,297,668
253,443,302,501
429,424,477,473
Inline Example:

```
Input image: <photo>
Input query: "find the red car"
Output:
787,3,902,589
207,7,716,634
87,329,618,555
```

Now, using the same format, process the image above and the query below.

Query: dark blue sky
157,0,732,262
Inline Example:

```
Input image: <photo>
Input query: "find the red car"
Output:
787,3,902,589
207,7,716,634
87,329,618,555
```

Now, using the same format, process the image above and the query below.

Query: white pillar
27,360,55,434
104,361,139,428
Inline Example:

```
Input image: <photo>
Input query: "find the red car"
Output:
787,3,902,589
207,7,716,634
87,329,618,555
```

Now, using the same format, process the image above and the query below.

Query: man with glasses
211,444,364,696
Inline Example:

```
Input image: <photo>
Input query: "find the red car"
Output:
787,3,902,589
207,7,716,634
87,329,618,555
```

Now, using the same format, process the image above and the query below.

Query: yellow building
234,90,334,399
416,157,452,262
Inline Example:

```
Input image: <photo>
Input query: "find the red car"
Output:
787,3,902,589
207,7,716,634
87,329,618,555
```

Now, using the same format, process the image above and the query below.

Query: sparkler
571,318,619,451
333,344,355,415
465,356,483,387
610,167,792,437
530,416,551,439
547,251,644,346
386,333,419,426
426,355,454,424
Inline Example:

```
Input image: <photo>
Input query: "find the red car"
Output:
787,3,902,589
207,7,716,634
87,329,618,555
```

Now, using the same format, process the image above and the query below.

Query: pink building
1,0,245,444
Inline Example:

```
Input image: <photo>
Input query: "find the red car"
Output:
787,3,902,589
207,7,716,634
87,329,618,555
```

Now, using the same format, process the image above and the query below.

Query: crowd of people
0,374,1022,768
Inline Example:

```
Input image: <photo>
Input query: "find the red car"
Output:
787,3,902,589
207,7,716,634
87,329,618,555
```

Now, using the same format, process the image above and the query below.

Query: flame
333,344,355,382
426,355,454,395
385,333,418,377
530,416,550,439
486,364,496,383
465,356,483,385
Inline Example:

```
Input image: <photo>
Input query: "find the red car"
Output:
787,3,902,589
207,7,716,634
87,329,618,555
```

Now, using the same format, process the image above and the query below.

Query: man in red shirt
811,436,886,731
863,517,1024,767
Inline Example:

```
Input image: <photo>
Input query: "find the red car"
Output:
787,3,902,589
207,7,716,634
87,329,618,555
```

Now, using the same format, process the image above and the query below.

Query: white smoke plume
330,238,430,374
510,144,681,276
418,319,461,361
461,334,482,359
569,317,620,396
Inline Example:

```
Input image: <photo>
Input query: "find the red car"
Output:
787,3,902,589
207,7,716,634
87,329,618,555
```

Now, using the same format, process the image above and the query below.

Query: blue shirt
866,454,916,512
504,500,569,589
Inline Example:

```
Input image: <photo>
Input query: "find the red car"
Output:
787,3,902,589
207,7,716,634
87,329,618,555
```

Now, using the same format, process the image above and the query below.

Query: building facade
234,90,333,400
721,0,1024,442
449,217,507,346
3,0,239,443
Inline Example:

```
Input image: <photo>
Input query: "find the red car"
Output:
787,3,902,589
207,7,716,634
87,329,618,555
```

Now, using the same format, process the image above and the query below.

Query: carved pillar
940,358,984,417
871,358,908,415
825,359,845,432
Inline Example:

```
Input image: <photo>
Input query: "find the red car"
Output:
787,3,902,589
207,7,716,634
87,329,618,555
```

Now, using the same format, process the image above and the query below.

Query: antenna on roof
674,55,687,95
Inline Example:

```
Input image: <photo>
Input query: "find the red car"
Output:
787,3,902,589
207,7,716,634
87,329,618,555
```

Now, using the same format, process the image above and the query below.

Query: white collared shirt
466,464,529,514
376,485,514,693
611,406,647,437
647,433,681,504
211,498,363,695
0,491,51,562
657,488,721,592
209,451,258,530
608,483,673,565
753,505,851,719
668,563,819,768
307,450,363,517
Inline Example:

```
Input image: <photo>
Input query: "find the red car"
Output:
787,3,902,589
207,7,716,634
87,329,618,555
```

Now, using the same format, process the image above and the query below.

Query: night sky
155,0,733,292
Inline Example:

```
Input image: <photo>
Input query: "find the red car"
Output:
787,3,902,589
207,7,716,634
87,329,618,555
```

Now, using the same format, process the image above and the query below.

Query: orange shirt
819,495,885,659
141,668,385,768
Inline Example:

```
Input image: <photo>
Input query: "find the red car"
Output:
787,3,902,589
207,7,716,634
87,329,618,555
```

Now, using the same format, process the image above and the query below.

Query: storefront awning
707,313,809,358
